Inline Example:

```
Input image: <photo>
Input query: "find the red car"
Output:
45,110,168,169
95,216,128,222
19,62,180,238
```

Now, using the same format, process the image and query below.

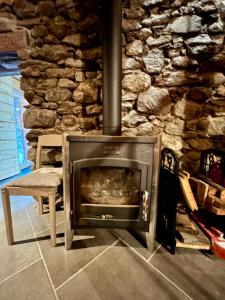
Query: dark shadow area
13,232,64,245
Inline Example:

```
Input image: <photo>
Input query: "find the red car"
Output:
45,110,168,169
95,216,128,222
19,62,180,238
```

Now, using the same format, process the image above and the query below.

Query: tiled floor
1,194,225,300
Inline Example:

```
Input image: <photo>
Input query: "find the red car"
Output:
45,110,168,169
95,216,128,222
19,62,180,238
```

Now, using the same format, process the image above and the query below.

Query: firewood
176,212,198,235
211,207,225,216
208,185,217,196
176,223,211,250
211,196,225,215
205,195,214,210
196,180,209,207
205,195,225,215
181,170,190,179
212,197,225,209
189,177,199,196
179,173,198,211
198,175,225,200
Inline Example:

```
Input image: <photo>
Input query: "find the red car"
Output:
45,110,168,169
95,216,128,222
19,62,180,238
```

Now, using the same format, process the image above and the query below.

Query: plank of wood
205,195,216,210
0,76,20,181
180,170,190,179
0,140,18,150
211,207,225,216
0,131,17,140
0,167,20,181
0,158,19,171
198,174,225,199
197,180,209,207
189,177,199,196
0,123,17,132
0,111,14,122
0,101,14,113
0,30,28,52
176,212,198,235
176,223,211,250
0,148,18,159
176,239,211,250
208,185,217,197
0,95,14,104
212,197,225,208
0,82,14,97
209,196,225,216
205,195,225,216
179,174,198,211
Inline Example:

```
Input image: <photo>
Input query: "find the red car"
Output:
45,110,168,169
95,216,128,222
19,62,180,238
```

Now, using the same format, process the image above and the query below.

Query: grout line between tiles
0,258,42,286
55,239,120,292
111,230,193,300
148,263,194,300
36,221,64,235
23,203,36,208
147,244,161,262
24,206,60,300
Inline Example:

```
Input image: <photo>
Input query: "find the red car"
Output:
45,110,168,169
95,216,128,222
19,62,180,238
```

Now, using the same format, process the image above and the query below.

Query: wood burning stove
63,0,161,252
64,135,161,251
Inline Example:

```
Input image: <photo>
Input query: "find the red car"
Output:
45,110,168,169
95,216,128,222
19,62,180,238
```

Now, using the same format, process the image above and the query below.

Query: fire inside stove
80,167,141,205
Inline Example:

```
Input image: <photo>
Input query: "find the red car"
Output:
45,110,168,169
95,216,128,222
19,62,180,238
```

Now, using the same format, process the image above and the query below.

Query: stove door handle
142,191,149,221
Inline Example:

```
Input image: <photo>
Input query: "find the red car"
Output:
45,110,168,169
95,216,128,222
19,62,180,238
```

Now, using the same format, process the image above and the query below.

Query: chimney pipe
102,0,122,136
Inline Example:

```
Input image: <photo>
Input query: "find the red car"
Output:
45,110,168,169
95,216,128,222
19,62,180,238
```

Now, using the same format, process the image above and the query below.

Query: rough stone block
0,30,28,52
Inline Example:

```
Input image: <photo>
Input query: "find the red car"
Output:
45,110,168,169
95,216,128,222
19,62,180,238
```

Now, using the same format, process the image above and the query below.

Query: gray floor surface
0,191,225,299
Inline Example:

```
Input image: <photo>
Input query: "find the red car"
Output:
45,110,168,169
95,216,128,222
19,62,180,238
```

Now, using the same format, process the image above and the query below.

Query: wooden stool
1,135,63,246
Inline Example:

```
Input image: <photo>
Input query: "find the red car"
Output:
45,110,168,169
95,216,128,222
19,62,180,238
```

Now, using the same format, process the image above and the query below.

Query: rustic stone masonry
1,0,225,172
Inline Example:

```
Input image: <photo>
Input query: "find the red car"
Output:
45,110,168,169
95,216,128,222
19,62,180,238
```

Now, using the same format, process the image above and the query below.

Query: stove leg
146,232,155,253
65,228,74,250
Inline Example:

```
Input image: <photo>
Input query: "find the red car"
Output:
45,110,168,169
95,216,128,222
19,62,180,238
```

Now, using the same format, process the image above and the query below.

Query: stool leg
49,190,56,247
1,188,14,245
37,196,44,215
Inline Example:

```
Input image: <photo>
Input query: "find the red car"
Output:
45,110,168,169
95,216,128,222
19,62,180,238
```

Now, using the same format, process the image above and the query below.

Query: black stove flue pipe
102,0,122,136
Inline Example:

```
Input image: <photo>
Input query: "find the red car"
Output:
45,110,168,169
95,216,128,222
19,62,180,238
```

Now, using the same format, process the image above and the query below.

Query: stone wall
121,0,225,172
1,0,225,172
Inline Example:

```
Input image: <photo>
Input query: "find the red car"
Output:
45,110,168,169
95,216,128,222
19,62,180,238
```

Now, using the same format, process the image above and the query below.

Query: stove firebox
64,135,161,251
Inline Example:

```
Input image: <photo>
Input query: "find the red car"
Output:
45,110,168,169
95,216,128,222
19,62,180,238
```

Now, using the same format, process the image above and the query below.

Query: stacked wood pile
176,171,210,250
190,174,225,215
176,168,225,257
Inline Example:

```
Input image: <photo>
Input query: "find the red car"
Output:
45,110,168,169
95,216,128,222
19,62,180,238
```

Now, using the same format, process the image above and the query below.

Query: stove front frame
63,134,161,252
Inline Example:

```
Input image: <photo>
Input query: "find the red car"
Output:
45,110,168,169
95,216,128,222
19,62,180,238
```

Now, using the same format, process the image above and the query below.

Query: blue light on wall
14,95,28,169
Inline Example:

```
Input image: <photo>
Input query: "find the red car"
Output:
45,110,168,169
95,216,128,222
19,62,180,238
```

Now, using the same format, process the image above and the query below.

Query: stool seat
7,168,63,188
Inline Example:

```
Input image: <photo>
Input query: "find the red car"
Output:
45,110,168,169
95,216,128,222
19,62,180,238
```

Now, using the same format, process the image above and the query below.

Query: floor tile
0,219,40,282
0,260,55,300
0,196,29,229
150,246,225,300
25,204,64,234
37,225,118,289
57,241,190,300
21,195,36,207
1,187,225,300
111,228,159,260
